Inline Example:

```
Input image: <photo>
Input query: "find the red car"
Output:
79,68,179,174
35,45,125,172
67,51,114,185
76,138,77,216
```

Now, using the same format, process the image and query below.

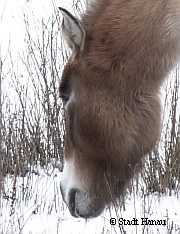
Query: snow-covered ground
1,165,180,234
0,0,180,233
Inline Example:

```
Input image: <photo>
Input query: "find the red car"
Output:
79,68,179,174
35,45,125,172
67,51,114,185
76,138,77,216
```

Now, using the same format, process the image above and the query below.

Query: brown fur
59,0,180,218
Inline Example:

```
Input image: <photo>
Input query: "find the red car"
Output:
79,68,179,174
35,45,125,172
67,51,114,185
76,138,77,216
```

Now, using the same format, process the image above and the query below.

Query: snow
0,0,180,233
1,164,180,234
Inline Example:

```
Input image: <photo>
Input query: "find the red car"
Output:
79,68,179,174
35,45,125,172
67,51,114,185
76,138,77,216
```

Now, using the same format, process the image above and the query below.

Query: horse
59,0,180,218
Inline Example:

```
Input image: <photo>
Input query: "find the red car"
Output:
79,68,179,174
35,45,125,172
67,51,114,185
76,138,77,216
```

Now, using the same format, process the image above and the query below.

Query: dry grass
141,70,180,195
0,9,65,179
0,1,179,233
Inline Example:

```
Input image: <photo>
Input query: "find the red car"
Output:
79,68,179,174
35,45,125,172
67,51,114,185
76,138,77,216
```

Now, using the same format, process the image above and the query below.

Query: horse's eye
60,94,69,105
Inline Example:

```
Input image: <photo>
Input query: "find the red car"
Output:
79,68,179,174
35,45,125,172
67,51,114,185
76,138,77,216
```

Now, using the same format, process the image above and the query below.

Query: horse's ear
59,7,85,52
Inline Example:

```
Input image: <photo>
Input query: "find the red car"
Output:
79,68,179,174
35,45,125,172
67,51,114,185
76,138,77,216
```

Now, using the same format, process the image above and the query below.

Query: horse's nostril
69,189,79,217
68,188,104,218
